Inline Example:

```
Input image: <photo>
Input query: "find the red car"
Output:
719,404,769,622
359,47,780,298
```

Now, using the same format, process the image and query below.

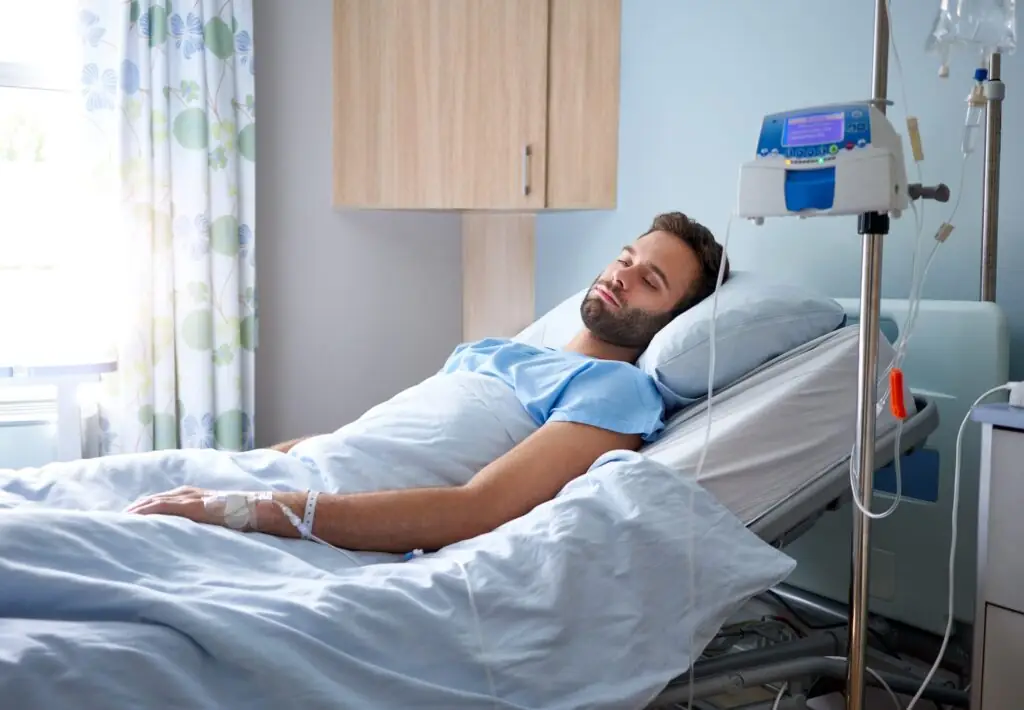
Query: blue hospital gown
285,337,668,500
442,338,666,442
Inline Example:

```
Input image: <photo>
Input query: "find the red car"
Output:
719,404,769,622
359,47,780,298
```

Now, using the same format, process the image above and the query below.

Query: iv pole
845,6,1008,704
846,0,889,707
981,51,1003,302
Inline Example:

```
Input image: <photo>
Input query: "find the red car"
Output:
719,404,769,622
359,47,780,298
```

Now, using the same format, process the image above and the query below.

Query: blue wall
535,0,1024,376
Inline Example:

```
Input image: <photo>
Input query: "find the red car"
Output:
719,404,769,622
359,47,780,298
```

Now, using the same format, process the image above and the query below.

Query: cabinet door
981,605,1024,709
546,0,621,208
332,0,550,210
984,428,1024,611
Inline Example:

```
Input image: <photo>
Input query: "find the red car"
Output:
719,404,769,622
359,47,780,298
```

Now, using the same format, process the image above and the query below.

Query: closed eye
620,244,670,291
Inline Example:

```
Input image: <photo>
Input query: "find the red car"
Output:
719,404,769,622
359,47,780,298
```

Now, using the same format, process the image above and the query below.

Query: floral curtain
76,0,256,455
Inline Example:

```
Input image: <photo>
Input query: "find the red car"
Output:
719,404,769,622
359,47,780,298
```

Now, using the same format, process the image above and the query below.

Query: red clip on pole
889,368,907,420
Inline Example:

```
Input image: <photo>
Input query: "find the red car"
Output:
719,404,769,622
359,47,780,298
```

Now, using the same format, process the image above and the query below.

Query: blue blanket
0,445,794,709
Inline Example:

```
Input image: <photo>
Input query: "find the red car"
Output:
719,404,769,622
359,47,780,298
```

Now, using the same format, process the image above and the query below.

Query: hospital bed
636,298,1006,709
0,299,997,710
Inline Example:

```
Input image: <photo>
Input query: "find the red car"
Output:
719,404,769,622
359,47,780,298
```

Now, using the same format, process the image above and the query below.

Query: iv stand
846,0,889,707
980,51,1003,302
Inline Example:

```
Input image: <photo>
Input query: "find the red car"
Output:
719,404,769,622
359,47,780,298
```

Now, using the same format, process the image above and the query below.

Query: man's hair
644,211,729,314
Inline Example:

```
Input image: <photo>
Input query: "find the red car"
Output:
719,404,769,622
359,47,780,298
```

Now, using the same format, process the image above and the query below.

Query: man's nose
609,266,633,290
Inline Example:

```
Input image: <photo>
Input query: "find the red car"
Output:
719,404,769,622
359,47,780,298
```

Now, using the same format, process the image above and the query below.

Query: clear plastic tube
875,150,970,419
962,69,988,156
963,102,985,156
849,2,972,521
849,420,904,520
687,209,733,710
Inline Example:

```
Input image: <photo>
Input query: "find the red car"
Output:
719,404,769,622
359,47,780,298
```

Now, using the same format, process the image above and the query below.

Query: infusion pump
737,102,910,224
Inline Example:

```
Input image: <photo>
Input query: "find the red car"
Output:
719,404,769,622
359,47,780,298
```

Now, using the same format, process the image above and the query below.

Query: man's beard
580,280,676,350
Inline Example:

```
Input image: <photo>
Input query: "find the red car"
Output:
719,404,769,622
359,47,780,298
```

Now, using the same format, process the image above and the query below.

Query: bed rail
750,394,938,548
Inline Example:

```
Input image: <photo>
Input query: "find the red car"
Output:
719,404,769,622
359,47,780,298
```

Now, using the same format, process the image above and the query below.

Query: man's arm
268,436,311,453
258,422,641,553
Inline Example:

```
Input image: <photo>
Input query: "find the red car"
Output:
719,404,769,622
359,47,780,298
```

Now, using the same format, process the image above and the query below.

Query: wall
535,0,1024,376
252,0,463,446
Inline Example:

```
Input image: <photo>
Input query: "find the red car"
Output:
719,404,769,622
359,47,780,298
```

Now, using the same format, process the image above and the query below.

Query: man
126,212,729,553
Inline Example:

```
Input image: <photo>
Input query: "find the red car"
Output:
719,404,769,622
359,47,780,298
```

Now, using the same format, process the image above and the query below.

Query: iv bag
927,0,1017,65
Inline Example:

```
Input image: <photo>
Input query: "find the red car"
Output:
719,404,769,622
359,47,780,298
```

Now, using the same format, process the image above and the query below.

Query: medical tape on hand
202,490,272,531
205,490,364,566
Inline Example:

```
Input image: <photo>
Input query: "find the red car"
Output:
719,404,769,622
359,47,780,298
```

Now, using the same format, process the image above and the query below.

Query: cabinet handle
522,144,532,197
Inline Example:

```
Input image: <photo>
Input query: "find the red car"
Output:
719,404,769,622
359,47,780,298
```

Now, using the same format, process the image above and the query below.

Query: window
0,0,116,365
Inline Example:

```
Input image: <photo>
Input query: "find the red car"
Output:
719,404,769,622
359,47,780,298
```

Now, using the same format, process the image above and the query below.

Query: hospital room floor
807,691,910,709
719,600,951,709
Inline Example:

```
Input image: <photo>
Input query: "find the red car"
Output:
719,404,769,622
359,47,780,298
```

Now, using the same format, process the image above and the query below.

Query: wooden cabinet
332,0,621,211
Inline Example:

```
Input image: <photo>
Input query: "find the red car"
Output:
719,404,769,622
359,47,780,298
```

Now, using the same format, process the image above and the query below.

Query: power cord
903,382,1015,709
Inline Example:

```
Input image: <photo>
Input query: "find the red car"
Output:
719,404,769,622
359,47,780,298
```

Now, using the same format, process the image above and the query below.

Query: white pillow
515,272,846,409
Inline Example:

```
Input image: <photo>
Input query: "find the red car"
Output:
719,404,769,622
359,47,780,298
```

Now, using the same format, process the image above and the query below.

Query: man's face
581,230,701,349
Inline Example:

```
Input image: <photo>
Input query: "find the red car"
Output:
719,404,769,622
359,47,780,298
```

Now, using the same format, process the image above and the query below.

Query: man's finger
124,497,155,513
130,499,173,516
124,487,206,512
130,498,186,515
136,498,210,523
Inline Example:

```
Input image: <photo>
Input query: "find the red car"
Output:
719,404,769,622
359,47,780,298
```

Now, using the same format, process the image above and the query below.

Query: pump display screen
782,112,845,147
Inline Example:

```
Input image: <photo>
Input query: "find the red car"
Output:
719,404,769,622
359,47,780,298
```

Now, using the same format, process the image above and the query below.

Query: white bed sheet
640,325,910,524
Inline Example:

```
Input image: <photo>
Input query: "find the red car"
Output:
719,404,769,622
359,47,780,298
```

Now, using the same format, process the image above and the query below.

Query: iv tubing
685,209,734,710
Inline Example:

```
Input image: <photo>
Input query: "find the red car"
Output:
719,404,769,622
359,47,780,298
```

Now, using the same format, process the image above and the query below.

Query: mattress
640,325,911,524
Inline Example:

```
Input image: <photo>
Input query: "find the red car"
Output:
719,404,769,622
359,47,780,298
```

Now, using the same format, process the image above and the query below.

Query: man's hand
125,486,221,525
268,436,310,453
125,487,301,536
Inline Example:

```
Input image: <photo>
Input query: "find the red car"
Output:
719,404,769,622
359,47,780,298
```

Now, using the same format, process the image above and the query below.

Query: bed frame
646,394,956,708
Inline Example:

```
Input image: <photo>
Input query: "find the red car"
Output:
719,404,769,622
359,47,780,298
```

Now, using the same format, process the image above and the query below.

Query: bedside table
970,403,1024,709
